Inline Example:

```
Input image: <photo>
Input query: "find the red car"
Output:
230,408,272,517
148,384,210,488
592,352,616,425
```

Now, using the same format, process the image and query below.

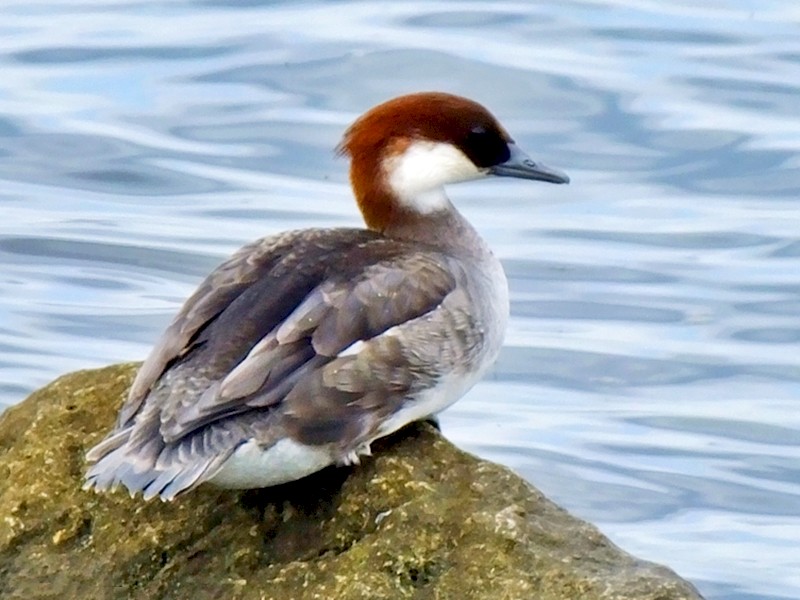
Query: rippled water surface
1,2,799,598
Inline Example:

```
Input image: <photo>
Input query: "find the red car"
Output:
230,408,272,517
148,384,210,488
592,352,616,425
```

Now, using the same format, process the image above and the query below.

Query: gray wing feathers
307,259,455,357
156,254,457,442
122,230,335,425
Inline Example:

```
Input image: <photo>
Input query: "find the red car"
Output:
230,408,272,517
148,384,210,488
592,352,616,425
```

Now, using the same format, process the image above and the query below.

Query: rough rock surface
0,364,704,600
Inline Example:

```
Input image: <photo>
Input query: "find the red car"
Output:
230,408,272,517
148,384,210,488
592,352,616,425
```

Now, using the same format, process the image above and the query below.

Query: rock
0,364,704,600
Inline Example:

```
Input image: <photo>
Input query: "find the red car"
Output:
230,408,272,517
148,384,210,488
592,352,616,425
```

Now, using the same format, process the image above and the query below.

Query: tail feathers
83,424,233,502
142,457,222,502
84,427,131,463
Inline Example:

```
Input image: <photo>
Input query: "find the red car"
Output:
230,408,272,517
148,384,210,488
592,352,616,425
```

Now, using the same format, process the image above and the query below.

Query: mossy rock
0,364,704,600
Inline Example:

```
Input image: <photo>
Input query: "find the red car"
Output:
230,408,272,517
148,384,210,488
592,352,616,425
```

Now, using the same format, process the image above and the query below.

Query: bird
84,91,569,501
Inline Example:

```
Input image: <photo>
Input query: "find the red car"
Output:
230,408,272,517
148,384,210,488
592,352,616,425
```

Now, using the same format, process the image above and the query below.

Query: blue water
1,2,798,598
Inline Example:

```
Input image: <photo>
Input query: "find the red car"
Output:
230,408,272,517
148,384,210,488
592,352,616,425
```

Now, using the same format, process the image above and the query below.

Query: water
1,2,798,598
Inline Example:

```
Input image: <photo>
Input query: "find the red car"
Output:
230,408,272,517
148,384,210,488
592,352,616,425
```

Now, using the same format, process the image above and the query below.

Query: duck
84,91,569,501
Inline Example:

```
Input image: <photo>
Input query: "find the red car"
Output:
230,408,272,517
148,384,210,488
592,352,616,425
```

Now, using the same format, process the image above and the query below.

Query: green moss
0,365,704,600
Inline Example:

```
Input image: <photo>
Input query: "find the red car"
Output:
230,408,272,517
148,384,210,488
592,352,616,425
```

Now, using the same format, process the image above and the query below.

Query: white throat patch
384,140,485,213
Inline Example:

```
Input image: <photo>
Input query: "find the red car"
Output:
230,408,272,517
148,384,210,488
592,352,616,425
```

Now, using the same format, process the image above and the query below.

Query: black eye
464,125,510,168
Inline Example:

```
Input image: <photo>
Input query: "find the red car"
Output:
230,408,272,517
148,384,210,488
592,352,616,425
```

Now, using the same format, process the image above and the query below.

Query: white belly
208,438,334,489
